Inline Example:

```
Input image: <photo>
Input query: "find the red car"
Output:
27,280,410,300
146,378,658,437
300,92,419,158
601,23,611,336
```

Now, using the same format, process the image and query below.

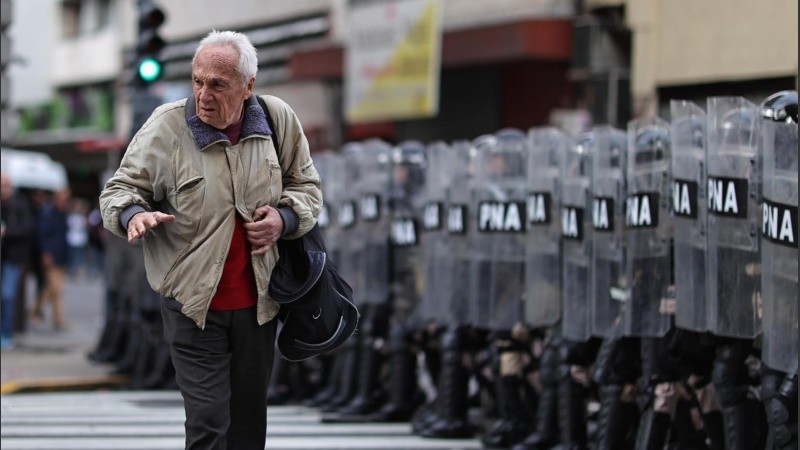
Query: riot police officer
369,141,429,422
323,139,394,422
513,127,572,450
706,96,768,449
758,90,798,450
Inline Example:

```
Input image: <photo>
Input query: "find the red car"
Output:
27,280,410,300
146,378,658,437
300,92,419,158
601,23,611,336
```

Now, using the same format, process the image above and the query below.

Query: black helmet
391,140,427,192
761,90,798,123
719,106,756,146
634,125,669,164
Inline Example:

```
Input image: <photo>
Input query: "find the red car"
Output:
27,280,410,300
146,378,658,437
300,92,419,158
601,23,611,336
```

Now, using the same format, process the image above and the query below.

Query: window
61,0,81,39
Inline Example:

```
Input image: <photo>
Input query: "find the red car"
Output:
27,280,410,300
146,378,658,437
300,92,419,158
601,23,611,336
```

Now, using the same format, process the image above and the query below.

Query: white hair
193,30,258,85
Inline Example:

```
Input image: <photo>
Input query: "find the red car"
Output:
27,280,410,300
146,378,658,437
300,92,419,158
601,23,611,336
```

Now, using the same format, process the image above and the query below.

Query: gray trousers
161,302,277,450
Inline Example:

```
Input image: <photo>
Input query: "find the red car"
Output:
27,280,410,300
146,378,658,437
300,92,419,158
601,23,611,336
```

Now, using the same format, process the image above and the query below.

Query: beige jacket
100,95,322,328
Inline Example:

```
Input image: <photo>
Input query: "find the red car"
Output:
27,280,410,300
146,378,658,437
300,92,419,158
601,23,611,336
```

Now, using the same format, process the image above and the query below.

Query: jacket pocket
172,176,205,231
265,151,282,204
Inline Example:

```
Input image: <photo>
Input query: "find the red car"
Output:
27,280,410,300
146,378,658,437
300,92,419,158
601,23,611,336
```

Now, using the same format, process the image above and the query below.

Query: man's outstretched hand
127,211,176,243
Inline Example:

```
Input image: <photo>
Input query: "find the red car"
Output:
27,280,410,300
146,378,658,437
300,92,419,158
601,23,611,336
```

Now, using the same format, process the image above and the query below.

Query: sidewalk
0,275,127,394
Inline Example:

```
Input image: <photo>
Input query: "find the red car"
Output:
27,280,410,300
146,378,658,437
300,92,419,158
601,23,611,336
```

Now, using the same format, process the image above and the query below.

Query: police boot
633,408,671,450
268,353,291,405
557,377,589,450
370,324,419,422
513,331,563,450
88,289,122,362
764,372,798,450
481,374,535,448
594,384,638,450
320,334,361,412
713,339,768,450
511,382,559,450
420,326,474,439
131,314,163,389
90,291,131,363
130,322,157,390
670,397,709,450
701,411,725,450
112,315,143,375
323,307,387,421
421,323,443,386
306,351,344,407
480,327,535,449
411,400,440,435
140,345,174,389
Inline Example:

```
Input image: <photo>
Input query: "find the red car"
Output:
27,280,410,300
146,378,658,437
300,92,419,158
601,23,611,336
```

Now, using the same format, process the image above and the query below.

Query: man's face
192,45,254,130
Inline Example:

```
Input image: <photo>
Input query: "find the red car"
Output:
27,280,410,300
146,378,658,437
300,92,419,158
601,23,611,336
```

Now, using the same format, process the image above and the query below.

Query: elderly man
100,30,322,449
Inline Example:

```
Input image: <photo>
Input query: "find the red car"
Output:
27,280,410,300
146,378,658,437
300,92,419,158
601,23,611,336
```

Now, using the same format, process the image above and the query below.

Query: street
0,276,482,450
1,390,481,450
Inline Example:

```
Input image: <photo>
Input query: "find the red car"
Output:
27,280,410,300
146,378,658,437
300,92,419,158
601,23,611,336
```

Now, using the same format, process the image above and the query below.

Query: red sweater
209,112,258,311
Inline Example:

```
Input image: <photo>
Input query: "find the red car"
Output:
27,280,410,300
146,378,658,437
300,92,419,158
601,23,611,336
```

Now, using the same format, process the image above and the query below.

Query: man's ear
245,77,255,97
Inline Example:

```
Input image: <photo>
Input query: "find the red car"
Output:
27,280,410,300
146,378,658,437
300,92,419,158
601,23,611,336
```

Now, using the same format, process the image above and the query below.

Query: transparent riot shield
705,97,761,339
560,132,594,342
388,141,428,326
355,138,393,305
336,143,365,306
468,129,528,330
444,140,474,326
759,91,798,374
524,127,569,328
623,118,672,338
590,126,627,338
670,101,708,332
418,141,450,323
313,150,342,261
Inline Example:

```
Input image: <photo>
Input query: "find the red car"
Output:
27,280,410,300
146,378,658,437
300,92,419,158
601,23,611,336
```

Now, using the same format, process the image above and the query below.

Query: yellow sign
345,0,442,123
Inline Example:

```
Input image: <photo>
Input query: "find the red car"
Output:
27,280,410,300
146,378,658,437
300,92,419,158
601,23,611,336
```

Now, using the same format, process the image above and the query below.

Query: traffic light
135,1,166,85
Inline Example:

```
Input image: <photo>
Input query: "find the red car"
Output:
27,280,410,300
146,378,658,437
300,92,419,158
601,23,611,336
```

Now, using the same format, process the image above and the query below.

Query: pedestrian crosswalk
0,391,482,450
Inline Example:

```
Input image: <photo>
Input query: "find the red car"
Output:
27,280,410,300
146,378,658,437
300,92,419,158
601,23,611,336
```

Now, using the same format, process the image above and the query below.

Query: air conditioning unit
588,70,630,127
571,15,630,75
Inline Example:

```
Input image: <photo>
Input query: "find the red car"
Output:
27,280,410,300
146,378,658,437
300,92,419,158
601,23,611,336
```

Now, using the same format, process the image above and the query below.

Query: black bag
269,224,359,361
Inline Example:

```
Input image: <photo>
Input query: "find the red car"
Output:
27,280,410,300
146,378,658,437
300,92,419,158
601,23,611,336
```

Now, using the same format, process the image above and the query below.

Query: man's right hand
127,211,176,243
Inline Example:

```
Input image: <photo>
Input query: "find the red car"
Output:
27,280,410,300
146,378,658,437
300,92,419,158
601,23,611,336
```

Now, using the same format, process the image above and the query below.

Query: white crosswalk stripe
1,391,481,450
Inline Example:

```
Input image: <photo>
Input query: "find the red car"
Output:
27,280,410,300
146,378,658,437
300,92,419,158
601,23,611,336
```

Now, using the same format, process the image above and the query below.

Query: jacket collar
185,95,273,151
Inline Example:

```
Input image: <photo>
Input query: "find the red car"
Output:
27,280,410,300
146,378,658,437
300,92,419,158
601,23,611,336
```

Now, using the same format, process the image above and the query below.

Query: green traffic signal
138,57,162,83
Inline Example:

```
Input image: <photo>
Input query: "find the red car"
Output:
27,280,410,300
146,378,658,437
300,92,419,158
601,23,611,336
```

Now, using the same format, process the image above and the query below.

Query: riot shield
560,132,594,342
336,143,366,306
705,97,761,339
418,141,450,323
670,100,708,332
444,140,474,325
589,126,627,338
759,91,798,374
355,139,393,305
468,129,528,330
313,150,342,260
623,118,672,338
388,140,428,326
524,127,569,328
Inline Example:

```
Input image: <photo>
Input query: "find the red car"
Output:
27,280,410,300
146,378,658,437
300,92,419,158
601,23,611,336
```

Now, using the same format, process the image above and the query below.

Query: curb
0,374,130,395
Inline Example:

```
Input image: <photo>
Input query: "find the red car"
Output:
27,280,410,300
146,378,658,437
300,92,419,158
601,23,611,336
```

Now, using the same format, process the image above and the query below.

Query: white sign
345,0,442,123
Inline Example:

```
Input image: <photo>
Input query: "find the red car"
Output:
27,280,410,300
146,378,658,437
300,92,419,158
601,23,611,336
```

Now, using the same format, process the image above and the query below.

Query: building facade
4,0,797,200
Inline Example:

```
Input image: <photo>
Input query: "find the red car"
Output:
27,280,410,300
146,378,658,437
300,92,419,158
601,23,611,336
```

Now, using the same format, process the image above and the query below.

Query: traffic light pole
129,0,166,140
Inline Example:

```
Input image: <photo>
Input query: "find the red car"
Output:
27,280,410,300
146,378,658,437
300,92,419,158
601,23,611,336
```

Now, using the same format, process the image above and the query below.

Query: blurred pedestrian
100,30,322,450
86,201,105,277
67,197,90,278
1,174,35,350
31,187,71,331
